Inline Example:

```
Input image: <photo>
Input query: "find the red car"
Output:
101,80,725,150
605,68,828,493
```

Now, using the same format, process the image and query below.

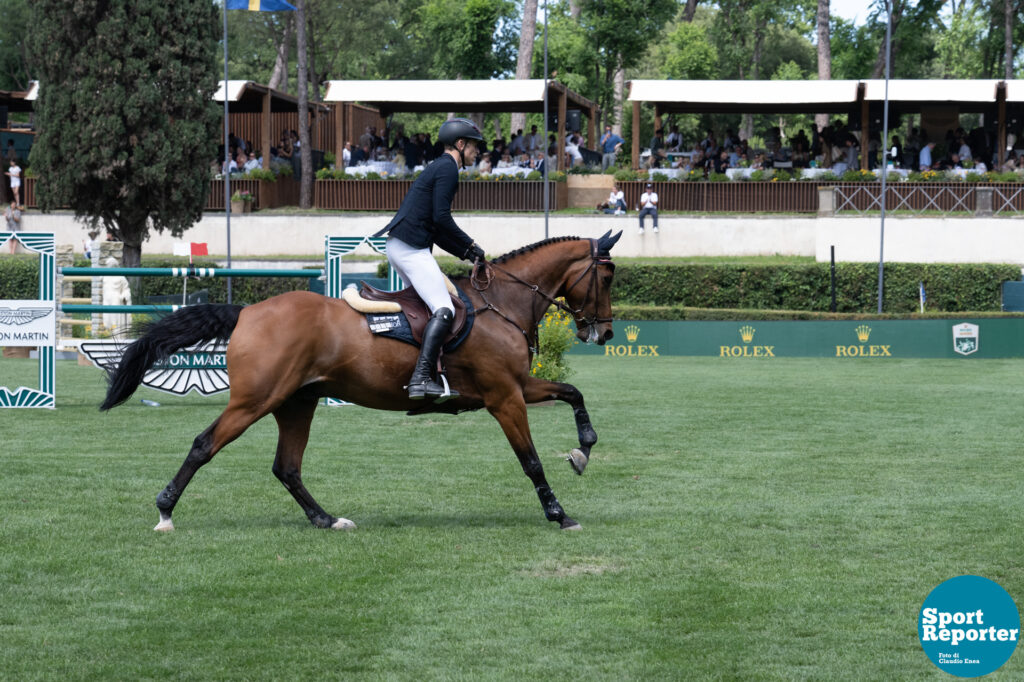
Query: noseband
470,238,613,351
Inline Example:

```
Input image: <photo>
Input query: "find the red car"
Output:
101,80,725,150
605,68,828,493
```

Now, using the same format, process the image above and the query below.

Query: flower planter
567,173,615,208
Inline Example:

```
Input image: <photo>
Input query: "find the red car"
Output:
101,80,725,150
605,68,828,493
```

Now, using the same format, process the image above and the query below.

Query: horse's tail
100,304,243,411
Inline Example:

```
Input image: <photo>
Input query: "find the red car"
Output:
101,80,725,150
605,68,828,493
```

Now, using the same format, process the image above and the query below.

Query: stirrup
407,374,459,402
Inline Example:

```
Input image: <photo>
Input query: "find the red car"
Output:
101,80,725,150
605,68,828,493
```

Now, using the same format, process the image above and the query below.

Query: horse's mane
491,236,583,264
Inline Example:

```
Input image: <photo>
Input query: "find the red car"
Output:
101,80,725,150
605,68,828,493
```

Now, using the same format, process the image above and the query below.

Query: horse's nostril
604,329,614,341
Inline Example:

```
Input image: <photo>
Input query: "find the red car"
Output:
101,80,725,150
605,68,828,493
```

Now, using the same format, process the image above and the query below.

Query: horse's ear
599,230,612,240
598,230,622,255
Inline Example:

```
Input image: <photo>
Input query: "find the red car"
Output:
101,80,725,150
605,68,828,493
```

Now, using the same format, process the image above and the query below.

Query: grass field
2,355,1023,680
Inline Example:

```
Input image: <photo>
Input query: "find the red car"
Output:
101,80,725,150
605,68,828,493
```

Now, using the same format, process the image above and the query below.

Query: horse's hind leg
154,402,260,531
487,394,581,531
272,393,354,530
523,378,597,475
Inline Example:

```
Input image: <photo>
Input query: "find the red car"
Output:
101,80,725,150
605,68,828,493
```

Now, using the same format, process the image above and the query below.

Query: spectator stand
322,79,601,172
213,80,335,172
627,79,1021,172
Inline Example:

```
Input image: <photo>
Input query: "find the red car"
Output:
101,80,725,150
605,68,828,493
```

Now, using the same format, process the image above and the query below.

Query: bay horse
100,231,622,532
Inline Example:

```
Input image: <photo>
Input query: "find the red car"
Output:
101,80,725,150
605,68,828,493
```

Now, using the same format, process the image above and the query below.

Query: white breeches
386,238,454,315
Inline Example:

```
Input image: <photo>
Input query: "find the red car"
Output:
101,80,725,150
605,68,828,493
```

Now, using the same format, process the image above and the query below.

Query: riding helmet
438,118,484,147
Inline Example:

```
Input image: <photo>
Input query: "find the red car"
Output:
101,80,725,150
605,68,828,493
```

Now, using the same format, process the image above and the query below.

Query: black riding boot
408,308,458,400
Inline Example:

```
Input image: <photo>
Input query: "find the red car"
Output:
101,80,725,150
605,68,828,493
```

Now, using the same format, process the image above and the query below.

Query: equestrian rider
377,118,486,400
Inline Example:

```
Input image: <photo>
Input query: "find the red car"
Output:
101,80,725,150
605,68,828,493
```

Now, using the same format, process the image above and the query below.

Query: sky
830,0,874,26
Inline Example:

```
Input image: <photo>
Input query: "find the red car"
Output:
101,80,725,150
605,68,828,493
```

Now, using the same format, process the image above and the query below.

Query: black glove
465,243,485,262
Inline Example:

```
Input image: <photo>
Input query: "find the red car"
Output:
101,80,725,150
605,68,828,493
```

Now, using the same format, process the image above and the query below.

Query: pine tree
29,0,220,267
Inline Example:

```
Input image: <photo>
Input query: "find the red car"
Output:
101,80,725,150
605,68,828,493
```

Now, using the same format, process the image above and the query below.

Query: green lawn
1,356,1022,680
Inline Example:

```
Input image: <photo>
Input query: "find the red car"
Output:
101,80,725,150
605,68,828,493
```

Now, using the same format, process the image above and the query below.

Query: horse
100,230,622,532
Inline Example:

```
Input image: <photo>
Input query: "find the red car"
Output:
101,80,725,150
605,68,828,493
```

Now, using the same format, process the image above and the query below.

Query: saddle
343,279,475,351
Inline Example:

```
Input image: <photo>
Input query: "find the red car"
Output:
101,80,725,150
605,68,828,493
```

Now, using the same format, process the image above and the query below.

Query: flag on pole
173,242,210,257
225,0,297,10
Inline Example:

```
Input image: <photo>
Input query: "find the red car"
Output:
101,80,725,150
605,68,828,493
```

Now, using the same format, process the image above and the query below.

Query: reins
470,238,613,354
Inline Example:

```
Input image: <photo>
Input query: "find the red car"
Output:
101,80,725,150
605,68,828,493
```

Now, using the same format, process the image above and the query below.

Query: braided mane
492,236,583,264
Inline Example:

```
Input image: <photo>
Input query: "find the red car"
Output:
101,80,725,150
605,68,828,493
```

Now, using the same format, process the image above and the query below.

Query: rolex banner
0,300,56,347
569,319,1024,359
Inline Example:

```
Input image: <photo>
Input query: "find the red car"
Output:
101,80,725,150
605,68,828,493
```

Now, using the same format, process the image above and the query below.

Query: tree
419,0,519,79
510,0,539,137
815,0,830,130
28,0,220,268
0,0,32,91
296,0,312,209
575,0,677,125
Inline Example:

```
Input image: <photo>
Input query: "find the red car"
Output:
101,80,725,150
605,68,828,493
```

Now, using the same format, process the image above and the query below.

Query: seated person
713,149,731,174
750,153,765,170
496,152,515,169
477,155,492,174
598,183,627,214
243,152,261,173
518,152,532,168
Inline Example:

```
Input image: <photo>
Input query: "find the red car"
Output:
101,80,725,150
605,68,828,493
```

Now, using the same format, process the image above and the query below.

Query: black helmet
438,118,484,147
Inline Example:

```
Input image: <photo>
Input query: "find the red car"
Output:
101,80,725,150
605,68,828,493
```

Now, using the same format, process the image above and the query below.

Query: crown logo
624,324,640,342
855,325,871,343
739,325,755,343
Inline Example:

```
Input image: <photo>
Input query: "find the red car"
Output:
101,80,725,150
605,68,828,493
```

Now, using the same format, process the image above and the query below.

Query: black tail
100,304,243,411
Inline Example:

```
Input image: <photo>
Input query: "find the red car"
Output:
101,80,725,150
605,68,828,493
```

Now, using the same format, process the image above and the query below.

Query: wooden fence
314,180,568,212
19,176,1024,214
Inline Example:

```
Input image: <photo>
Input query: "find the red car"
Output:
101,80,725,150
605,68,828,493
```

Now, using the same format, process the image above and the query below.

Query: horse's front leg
523,378,596,475
486,392,581,530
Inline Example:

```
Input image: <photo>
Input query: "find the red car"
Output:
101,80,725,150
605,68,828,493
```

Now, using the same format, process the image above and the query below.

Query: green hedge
611,263,1020,313
612,305,1024,321
3,257,1018,315
0,257,316,303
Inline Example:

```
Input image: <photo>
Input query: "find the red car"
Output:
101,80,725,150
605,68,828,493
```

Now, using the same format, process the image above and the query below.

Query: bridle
470,238,614,352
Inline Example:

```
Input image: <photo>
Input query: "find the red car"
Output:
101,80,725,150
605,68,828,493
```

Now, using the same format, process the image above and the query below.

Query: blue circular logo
919,575,1020,677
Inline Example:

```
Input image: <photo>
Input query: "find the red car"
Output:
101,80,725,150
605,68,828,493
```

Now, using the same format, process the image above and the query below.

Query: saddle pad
365,284,475,353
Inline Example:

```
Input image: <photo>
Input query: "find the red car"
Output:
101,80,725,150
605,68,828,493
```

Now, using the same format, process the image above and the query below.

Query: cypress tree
29,0,220,267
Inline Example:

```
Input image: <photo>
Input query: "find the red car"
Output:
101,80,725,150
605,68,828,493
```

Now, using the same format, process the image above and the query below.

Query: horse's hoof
154,515,175,532
331,517,356,530
560,520,583,531
566,449,588,475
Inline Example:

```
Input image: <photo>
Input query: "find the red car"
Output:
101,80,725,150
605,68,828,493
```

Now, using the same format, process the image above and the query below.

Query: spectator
713,148,731,174
489,139,505,168
638,182,658,234
358,126,373,150
477,154,492,175
666,125,682,152
600,124,623,171
243,151,261,173
402,136,421,170
524,125,541,154
906,127,923,167
649,129,667,168
342,141,352,168
599,183,627,214
518,151,532,168
222,156,238,175
889,135,903,168
278,132,293,163
958,137,973,162
351,143,370,166
496,151,514,169
565,132,583,168
4,199,19,254
919,141,936,171
509,129,525,156
6,157,21,207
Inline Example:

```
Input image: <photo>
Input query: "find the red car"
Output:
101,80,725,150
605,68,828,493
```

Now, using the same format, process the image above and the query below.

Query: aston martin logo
0,307,51,325
79,340,230,396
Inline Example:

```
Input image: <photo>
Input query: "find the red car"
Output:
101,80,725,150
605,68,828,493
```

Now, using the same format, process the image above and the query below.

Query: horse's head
563,230,621,345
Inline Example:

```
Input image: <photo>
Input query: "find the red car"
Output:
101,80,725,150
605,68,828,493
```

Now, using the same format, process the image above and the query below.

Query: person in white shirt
601,183,626,214
638,182,658,234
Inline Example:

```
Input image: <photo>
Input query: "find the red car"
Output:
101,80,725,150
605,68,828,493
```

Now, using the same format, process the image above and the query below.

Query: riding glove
465,243,485,262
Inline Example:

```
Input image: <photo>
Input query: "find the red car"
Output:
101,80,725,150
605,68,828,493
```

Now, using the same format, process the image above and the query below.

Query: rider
376,118,486,400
